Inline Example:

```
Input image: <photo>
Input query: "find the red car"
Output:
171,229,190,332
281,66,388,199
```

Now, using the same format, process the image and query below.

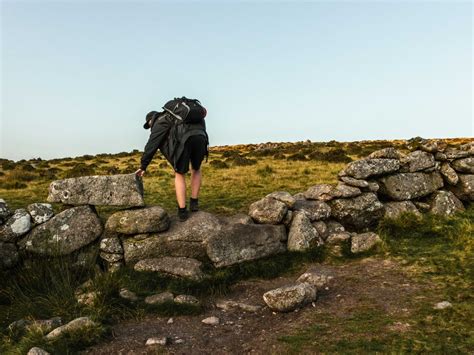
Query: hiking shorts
175,135,207,174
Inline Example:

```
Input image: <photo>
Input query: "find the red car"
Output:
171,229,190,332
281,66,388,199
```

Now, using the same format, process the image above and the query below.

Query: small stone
45,316,98,339
144,292,174,305
174,294,200,305
175,338,185,344
434,301,452,310
99,252,123,263
0,209,32,242
263,283,317,312
303,184,334,201
440,162,459,185
27,347,50,355
215,300,261,312
248,197,288,224
202,316,220,325
340,176,369,188
350,232,382,254
297,269,334,288
27,203,54,225
119,288,138,302
146,337,169,345
99,236,123,254
76,291,99,306
266,191,296,208
167,318,174,324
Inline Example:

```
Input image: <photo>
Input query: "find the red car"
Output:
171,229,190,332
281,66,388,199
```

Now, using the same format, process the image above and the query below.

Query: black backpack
163,97,207,124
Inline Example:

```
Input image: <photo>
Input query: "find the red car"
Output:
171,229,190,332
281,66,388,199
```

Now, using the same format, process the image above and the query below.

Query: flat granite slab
47,174,144,206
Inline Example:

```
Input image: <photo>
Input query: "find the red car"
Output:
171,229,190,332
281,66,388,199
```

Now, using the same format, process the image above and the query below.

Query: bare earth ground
83,257,423,354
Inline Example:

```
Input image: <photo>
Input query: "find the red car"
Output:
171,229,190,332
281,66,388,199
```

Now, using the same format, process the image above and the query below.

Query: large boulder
46,317,98,340
123,212,224,263
340,159,400,179
248,197,288,224
444,148,470,160
206,223,286,267
451,157,474,174
18,206,103,256
47,174,144,206
287,212,322,252
0,199,12,225
383,201,421,219
292,200,331,221
329,193,384,230
304,184,334,201
440,162,459,185
0,209,32,242
447,174,474,201
0,242,19,269
350,232,382,254
263,283,317,312
105,206,170,234
134,257,204,281
378,172,444,200
27,203,54,225
429,191,465,216
399,151,435,172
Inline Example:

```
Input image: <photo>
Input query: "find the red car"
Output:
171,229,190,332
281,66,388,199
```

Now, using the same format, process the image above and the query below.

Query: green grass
278,205,474,354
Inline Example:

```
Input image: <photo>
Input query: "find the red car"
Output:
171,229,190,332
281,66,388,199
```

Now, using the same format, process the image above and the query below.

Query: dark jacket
140,113,208,171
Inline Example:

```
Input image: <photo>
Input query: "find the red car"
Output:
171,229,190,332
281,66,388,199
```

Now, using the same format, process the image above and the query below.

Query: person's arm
138,116,170,173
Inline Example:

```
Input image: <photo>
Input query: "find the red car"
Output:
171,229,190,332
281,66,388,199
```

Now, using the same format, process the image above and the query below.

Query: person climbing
135,97,209,221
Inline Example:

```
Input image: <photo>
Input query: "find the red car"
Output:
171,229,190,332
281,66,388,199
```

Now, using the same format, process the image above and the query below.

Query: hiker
135,97,209,221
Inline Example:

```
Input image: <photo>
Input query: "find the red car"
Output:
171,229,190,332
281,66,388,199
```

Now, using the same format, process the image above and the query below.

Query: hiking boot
178,206,189,221
190,198,199,212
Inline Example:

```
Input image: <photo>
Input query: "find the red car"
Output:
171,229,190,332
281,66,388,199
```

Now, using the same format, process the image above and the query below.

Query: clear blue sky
1,0,472,161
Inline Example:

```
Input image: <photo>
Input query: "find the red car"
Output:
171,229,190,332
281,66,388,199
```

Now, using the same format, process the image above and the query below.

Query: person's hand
135,169,145,177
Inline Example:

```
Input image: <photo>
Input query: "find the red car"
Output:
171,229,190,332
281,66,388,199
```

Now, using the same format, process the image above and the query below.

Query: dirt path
83,257,422,354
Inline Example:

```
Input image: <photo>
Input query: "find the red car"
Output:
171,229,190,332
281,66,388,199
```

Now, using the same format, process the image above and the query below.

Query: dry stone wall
1,141,473,273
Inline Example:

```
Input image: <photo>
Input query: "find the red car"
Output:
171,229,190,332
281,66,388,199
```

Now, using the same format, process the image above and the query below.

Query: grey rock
27,203,54,225
303,184,333,201
144,292,174,305
0,242,19,269
351,232,382,253
99,252,123,263
293,200,331,221
434,301,452,310
420,140,440,153
146,337,169,346
378,172,444,200
215,300,261,312
400,150,435,172
293,192,306,201
27,347,50,355
202,316,220,325
76,291,99,306
174,294,200,305
206,223,286,267
414,201,431,212
248,197,288,224
18,206,102,256
440,162,459,185
263,283,317,312
365,180,380,192
342,159,400,179
435,152,448,161
134,257,204,281
0,199,11,225
444,148,470,160
384,201,421,219
429,191,465,216
123,212,224,263
451,157,474,174
312,221,328,240
332,183,361,198
460,142,474,155
100,236,123,254
326,232,351,244
119,288,138,302
329,193,385,230
340,176,369,188
368,147,405,159
448,174,474,201
297,268,334,288
326,220,345,234
0,209,32,242
47,174,144,206
105,206,170,234
46,316,98,339
266,191,296,208
287,212,322,251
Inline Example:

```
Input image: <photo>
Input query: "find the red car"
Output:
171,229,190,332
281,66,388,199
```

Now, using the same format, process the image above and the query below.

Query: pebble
434,301,452,310
119,288,138,302
146,337,168,346
167,318,174,324
175,338,185,344
201,316,220,325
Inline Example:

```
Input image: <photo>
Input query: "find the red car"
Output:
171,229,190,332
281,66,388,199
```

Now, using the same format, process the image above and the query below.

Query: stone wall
1,141,472,275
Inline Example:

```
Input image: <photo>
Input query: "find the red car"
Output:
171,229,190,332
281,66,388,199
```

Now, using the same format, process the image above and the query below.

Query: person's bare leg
175,172,186,208
190,168,201,199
